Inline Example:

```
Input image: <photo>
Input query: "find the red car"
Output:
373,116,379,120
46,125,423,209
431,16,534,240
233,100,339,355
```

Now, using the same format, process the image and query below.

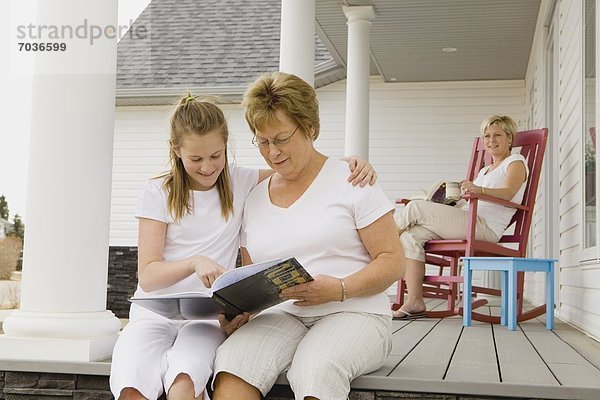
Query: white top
133,165,259,297
241,158,395,317
464,153,529,239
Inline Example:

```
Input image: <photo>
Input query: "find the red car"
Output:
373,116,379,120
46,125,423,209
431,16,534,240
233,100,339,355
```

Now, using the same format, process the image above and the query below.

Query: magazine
130,257,312,320
410,179,465,207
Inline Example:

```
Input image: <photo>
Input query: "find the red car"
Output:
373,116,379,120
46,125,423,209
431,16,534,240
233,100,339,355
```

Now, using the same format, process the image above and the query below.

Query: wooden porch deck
1,299,600,399
333,298,600,399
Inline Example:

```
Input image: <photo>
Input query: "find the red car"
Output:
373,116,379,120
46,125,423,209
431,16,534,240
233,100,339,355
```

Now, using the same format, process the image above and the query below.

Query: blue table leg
508,265,518,331
546,261,554,330
500,270,507,326
463,260,472,327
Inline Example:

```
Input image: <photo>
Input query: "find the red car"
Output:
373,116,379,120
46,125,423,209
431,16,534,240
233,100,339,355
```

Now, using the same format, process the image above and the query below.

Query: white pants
110,304,226,400
394,200,500,262
213,310,391,400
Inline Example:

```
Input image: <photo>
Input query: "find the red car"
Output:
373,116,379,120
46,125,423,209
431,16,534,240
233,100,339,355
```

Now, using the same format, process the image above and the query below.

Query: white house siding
526,0,600,340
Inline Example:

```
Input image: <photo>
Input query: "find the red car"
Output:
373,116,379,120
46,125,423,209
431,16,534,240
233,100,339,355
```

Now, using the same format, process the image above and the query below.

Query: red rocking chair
393,128,549,323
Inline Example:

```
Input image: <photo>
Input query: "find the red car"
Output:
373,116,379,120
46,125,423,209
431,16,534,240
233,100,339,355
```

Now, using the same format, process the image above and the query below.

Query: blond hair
158,94,233,221
480,115,518,150
242,72,320,140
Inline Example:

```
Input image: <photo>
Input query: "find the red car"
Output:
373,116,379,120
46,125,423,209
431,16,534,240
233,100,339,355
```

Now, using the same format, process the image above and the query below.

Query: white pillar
343,6,375,159
280,0,315,86
0,0,121,362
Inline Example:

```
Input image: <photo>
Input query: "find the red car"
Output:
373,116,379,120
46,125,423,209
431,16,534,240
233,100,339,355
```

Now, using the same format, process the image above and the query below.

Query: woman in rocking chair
392,115,528,319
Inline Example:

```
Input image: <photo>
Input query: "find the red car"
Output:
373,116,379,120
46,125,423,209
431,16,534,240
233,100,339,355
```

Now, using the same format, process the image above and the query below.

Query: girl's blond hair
158,94,233,221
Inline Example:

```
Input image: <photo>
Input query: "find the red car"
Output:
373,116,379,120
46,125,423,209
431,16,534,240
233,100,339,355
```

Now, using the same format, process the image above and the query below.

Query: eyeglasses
252,125,300,148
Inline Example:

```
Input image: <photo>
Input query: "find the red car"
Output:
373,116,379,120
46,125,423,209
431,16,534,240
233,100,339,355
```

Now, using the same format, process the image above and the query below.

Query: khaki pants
213,310,391,400
394,200,500,262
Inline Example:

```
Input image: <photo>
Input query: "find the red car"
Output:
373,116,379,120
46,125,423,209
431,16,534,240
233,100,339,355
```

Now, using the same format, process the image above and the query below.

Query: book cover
427,179,448,204
130,257,313,320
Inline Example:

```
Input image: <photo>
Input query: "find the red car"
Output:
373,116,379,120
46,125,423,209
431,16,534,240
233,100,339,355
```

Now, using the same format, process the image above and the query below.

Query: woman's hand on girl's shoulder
344,156,377,187
188,256,227,288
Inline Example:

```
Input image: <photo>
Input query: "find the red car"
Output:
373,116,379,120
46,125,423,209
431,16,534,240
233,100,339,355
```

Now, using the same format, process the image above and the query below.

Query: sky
0,0,151,223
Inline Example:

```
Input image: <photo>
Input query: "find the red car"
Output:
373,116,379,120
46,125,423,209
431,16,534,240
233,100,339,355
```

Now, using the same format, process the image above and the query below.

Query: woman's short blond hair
242,72,320,141
480,115,518,150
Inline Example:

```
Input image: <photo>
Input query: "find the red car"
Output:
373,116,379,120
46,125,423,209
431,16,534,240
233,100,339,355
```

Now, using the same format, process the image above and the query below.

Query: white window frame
582,0,600,261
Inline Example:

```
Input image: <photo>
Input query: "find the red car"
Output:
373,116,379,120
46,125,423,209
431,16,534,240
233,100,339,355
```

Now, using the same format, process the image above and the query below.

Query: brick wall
0,372,113,400
0,371,494,400
106,247,138,319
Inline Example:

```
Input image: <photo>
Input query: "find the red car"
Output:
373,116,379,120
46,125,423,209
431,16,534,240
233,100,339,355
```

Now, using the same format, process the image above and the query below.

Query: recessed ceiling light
389,77,397,81
442,47,458,52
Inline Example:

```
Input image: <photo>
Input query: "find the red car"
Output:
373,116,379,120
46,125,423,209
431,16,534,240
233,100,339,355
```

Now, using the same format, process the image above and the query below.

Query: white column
0,0,121,362
343,6,375,159
280,0,315,86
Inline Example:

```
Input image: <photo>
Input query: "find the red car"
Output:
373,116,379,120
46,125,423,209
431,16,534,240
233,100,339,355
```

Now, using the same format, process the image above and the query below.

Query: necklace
492,154,509,166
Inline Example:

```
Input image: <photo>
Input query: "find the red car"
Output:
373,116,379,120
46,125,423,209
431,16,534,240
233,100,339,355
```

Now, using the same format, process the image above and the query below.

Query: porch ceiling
317,0,541,82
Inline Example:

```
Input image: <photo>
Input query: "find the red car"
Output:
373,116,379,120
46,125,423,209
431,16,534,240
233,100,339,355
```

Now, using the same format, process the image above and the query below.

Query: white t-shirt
464,153,529,239
133,165,258,297
241,158,395,317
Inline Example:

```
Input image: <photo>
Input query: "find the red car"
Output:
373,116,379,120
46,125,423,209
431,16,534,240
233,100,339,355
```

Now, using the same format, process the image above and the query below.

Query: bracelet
339,278,347,302
481,186,485,195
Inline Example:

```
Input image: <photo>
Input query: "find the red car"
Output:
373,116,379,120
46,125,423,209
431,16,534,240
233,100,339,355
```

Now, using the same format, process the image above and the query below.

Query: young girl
109,94,376,400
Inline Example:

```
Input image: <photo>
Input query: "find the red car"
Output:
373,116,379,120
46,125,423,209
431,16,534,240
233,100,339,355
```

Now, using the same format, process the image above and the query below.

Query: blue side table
462,257,556,331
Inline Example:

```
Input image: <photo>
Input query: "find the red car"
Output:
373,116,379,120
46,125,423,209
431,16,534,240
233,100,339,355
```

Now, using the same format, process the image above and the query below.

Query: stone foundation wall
0,371,526,400
0,372,113,400
106,247,138,319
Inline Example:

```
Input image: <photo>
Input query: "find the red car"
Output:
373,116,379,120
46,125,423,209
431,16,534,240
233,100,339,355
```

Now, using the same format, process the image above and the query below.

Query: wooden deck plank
521,322,600,388
389,317,463,380
445,322,499,382
520,322,595,364
493,323,559,385
368,298,449,377
366,355,402,377
547,363,600,388
388,318,439,358
544,317,600,370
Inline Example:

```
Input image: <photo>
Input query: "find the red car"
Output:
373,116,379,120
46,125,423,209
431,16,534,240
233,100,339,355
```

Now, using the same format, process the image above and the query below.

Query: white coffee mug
445,181,461,201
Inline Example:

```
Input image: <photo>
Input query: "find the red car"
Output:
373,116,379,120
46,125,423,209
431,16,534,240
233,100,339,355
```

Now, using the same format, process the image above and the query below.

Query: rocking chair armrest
462,192,529,211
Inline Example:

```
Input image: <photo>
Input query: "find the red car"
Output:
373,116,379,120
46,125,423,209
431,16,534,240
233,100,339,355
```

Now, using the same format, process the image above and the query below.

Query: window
584,0,596,249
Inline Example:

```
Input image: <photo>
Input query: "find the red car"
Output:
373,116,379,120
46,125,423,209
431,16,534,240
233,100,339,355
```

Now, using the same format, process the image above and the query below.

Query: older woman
211,72,405,400
393,115,528,319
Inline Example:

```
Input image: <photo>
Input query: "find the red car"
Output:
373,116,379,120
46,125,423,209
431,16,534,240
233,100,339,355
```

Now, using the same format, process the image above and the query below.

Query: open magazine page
129,294,223,320
129,257,313,320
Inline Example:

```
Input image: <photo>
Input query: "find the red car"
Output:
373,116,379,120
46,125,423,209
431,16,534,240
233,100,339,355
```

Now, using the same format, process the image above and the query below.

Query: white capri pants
213,309,392,400
110,305,226,400
394,200,499,262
